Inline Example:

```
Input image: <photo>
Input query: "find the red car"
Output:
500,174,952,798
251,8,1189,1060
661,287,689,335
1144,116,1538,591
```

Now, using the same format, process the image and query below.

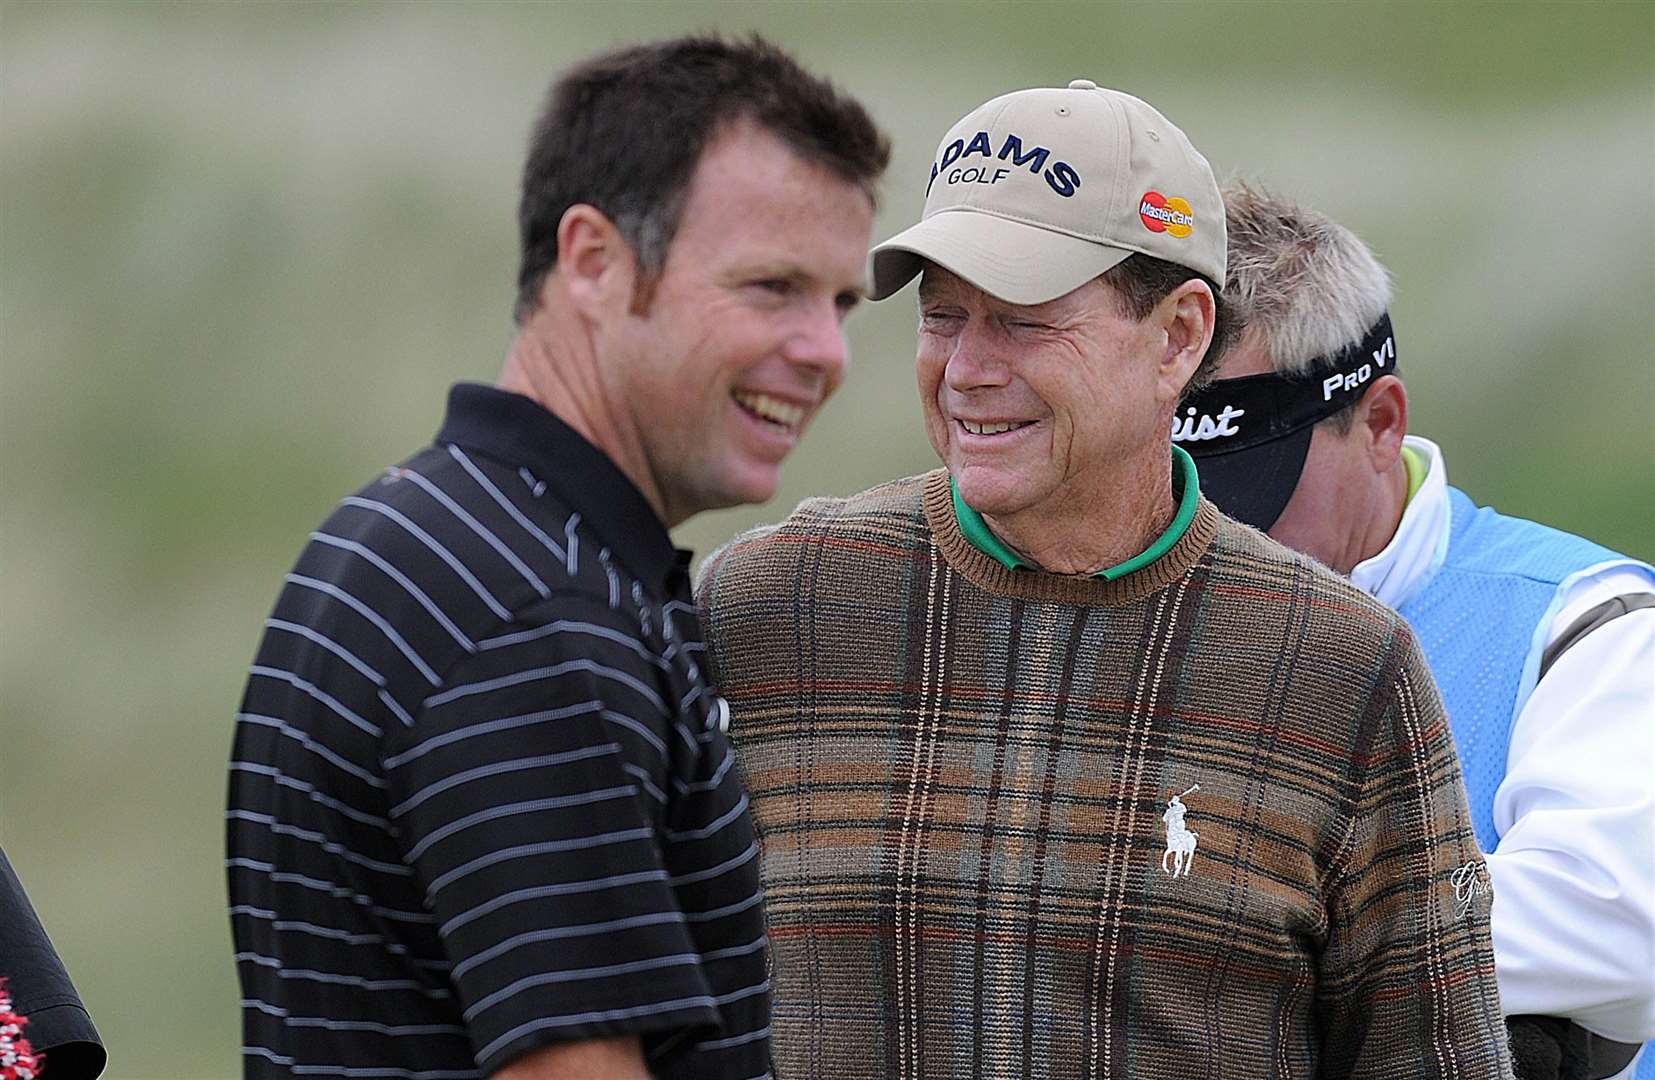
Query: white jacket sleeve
1488,566,1655,1043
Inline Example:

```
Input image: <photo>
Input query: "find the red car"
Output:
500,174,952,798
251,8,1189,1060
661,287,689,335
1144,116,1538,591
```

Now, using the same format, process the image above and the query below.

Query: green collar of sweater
928,447,1219,606
950,445,1201,579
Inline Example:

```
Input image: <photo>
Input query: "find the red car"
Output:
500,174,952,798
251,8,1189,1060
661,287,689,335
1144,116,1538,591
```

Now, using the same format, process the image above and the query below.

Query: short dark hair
1100,253,1235,401
514,34,891,323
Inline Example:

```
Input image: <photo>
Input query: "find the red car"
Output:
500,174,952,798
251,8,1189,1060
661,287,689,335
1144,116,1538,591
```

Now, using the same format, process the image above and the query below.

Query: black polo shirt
228,384,771,1078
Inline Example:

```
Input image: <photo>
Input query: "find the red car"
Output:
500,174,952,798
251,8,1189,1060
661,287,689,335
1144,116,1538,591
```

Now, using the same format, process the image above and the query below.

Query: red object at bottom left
0,978,43,1080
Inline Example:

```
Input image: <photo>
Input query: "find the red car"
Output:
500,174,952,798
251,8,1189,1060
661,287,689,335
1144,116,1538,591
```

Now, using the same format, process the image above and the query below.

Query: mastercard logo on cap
1139,191,1194,238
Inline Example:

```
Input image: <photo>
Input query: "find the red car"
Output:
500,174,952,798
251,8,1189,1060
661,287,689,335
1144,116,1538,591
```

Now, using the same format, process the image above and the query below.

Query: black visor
1177,313,1396,529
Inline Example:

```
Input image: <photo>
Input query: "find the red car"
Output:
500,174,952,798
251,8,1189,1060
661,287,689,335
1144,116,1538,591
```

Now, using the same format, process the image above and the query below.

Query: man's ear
1356,374,1408,473
1155,278,1216,404
553,204,635,317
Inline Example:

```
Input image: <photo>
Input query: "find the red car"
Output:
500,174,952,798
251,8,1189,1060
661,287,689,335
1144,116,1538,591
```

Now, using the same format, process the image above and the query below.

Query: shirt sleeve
1317,628,1515,1079
1488,569,1655,1042
381,595,723,1075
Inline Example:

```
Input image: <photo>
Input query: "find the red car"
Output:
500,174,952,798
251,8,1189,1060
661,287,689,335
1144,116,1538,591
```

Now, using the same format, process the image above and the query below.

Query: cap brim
1187,425,1313,532
868,208,1132,306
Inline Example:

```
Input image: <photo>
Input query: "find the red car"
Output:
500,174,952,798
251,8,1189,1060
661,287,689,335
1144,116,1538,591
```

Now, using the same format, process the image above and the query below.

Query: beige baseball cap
869,80,1224,305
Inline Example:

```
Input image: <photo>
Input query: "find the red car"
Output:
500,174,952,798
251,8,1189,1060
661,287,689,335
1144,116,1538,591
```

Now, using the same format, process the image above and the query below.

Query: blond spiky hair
1222,182,1392,376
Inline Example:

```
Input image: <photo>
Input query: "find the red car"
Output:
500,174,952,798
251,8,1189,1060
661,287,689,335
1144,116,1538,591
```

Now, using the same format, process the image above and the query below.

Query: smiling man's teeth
962,420,1029,436
734,391,805,430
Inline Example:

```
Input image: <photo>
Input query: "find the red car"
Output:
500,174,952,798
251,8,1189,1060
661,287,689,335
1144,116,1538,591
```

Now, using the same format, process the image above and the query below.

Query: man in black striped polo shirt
228,37,888,1079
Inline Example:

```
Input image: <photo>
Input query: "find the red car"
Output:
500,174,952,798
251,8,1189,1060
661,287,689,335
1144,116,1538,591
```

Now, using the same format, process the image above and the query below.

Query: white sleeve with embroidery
1488,565,1655,1044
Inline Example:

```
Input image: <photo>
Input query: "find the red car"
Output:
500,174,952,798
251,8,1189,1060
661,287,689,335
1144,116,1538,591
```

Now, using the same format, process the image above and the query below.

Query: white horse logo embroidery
1161,785,1200,877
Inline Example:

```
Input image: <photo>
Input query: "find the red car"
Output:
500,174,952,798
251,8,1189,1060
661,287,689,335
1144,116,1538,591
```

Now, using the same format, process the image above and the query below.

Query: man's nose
944,318,1012,391
782,301,850,384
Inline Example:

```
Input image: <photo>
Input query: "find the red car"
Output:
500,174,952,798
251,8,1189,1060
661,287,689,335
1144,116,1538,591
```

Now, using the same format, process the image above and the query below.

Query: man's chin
709,468,783,514
658,463,781,524
950,465,1037,519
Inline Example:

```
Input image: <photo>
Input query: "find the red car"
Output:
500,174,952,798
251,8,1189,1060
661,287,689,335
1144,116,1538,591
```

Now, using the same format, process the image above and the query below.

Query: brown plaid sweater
699,470,1513,1079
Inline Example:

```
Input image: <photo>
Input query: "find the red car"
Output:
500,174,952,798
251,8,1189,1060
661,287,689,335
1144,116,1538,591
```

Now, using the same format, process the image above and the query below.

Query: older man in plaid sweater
699,82,1513,1078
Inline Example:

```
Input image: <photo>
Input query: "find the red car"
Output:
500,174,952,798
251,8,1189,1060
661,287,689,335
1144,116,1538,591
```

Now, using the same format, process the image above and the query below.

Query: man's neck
1340,458,1411,574
980,445,1178,576
497,309,671,526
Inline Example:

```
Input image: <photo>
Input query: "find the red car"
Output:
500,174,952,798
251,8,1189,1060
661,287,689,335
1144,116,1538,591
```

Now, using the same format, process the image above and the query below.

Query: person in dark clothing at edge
0,845,105,1078
226,36,888,1079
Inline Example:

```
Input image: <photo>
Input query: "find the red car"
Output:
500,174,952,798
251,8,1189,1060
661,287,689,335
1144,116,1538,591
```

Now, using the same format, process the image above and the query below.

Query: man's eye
753,279,793,295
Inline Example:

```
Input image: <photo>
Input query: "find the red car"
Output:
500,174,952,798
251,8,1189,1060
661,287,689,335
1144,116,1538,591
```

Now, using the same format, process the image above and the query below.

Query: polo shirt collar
435,383,682,591
951,445,1202,581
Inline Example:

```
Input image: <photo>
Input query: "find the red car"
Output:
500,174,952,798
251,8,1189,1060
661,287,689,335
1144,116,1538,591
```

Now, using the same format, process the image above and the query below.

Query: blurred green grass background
2,1,1651,1074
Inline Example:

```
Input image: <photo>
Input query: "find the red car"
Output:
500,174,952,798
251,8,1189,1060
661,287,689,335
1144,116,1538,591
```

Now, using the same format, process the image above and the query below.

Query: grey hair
1221,182,1392,376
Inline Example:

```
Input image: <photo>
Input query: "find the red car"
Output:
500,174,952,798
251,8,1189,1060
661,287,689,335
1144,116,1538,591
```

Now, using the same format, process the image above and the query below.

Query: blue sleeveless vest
1396,486,1638,852
1400,487,1655,1079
